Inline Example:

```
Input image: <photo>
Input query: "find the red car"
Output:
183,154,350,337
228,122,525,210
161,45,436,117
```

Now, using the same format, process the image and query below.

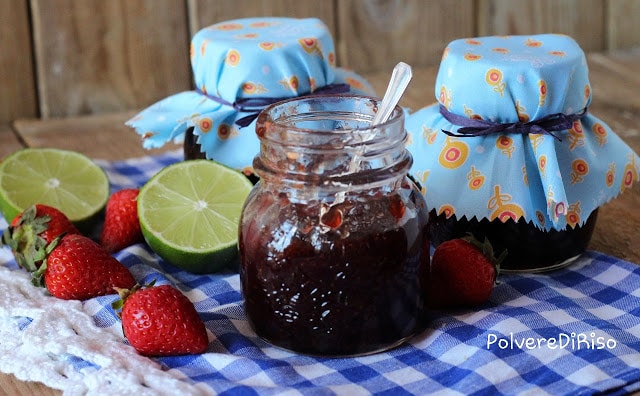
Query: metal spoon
371,61,413,125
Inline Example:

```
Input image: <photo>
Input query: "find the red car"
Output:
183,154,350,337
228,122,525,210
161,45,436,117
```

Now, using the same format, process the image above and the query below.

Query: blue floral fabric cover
126,17,375,172
405,34,639,231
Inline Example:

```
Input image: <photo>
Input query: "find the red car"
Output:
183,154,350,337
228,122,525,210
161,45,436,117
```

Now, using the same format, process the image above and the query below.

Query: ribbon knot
439,105,588,141
196,83,352,128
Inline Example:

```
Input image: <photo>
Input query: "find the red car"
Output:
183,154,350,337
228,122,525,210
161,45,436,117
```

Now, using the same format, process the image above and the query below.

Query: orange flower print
605,163,616,188
538,80,547,106
344,76,364,91
570,158,589,184
298,38,321,55
464,52,482,61
565,202,582,228
464,105,482,120
242,82,267,95
584,84,591,103
439,85,452,108
201,39,210,57
548,51,565,57
488,185,525,222
226,49,241,66
438,204,456,219
568,120,585,150
538,155,547,176
416,170,429,195
525,38,542,47
259,42,276,51
516,100,529,122
496,135,515,158
492,47,509,54
216,22,243,31
553,201,567,221
441,47,450,61
279,76,299,92
522,165,529,186
439,137,469,169
142,131,157,140
327,52,336,66
529,134,544,154
249,21,272,28
592,122,608,146
467,166,485,190
198,117,213,133
620,154,639,193
308,77,317,92
218,123,231,140
465,39,482,45
485,68,505,96
242,166,255,177
422,126,438,145
536,210,546,228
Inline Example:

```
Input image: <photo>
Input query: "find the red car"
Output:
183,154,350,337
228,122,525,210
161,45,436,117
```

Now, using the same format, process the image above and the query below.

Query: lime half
138,160,253,274
0,148,110,228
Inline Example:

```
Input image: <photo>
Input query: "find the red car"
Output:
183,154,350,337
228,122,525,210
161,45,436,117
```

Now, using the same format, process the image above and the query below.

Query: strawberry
113,282,209,356
425,234,505,309
2,204,80,271
100,188,144,253
33,233,136,300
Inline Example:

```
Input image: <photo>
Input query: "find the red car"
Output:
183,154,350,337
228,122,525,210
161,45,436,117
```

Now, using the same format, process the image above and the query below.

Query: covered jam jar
405,34,640,272
125,17,374,176
238,95,431,356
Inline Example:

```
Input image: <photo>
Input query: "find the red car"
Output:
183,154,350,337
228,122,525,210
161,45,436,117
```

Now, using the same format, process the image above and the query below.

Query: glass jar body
238,95,430,356
428,209,598,272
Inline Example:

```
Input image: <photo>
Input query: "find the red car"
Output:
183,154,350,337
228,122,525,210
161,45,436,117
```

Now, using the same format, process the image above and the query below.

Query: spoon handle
371,62,413,125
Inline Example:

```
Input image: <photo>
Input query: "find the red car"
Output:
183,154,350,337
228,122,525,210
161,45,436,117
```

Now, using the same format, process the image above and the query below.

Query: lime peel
138,160,253,274
0,148,109,230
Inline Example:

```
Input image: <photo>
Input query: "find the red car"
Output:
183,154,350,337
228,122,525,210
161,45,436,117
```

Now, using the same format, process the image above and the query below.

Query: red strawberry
100,188,144,253
33,233,136,300
425,234,505,309
2,204,80,271
113,283,209,356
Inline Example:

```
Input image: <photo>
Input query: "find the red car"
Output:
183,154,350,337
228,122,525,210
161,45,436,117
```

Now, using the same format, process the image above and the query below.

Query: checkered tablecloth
1,150,639,396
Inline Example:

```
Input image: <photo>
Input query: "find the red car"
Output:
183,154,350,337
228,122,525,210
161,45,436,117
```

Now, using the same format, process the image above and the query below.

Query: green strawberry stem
1,205,51,273
112,280,156,316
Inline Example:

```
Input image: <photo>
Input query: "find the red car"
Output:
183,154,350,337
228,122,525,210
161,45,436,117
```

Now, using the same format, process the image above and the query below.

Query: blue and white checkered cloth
1,150,639,395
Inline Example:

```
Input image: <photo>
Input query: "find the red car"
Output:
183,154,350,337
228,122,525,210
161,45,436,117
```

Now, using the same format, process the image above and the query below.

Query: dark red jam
239,187,430,356
428,208,598,272
183,127,206,160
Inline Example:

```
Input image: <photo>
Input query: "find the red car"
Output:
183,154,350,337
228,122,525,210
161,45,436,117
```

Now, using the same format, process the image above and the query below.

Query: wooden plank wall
1,0,639,127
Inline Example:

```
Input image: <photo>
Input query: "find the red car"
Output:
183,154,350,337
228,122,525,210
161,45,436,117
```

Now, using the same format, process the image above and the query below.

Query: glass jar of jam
428,209,598,272
238,95,430,356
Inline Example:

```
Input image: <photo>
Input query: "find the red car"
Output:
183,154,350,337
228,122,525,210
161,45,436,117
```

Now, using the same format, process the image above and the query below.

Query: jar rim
255,94,405,147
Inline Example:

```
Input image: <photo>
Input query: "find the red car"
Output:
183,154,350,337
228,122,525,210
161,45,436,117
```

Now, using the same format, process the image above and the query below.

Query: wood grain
606,0,640,50
337,0,476,73
12,111,181,161
30,0,191,118
0,377,60,396
0,0,37,122
0,125,24,159
188,0,336,37
477,0,606,51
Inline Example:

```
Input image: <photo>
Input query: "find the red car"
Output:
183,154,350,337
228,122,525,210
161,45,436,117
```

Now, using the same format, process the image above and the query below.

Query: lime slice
138,160,253,274
0,148,110,229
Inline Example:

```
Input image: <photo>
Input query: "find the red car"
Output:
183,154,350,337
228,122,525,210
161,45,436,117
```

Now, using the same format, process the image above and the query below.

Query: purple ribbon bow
196,83,352,128
439,105,588,141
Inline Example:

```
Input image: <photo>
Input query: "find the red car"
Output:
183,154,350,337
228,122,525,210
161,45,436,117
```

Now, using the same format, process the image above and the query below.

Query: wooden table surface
1,50,639,395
